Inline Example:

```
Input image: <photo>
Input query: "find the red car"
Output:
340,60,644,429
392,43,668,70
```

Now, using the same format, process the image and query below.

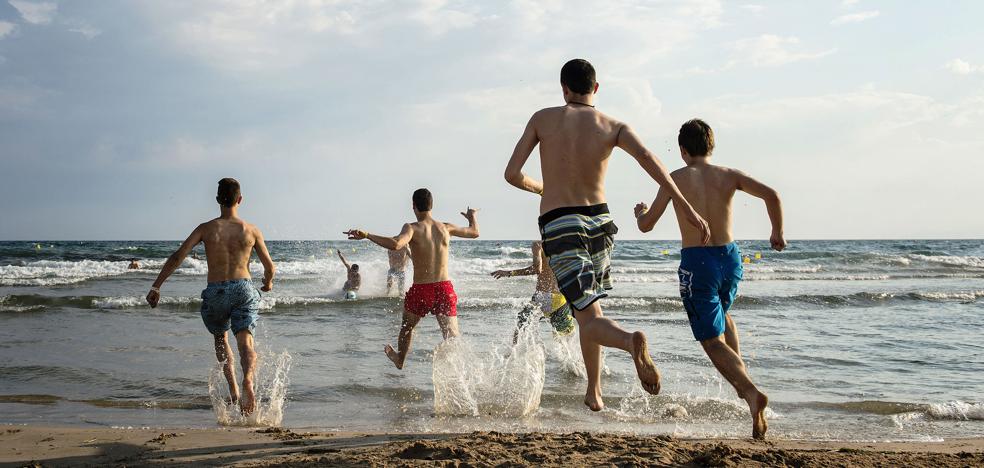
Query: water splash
432,326,545,418
208,348,292,427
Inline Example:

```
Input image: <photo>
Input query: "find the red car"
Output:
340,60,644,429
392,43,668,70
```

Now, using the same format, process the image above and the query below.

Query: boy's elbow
504,168,521,185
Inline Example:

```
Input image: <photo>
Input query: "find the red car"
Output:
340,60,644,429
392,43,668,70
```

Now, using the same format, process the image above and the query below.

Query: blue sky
1,0,982,240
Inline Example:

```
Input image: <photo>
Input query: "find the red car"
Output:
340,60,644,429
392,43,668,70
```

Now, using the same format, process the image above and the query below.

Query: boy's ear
237,195,243,205
593,82,599,94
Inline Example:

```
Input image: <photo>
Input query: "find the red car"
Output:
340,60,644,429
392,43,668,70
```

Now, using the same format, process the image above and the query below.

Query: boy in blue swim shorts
634,119,786,440
146,178,276,416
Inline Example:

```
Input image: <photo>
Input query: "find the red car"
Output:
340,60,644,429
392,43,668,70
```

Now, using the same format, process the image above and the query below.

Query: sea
0,239,982,442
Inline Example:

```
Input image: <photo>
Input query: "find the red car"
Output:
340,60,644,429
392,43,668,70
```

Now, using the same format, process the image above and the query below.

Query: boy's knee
700,334,728,352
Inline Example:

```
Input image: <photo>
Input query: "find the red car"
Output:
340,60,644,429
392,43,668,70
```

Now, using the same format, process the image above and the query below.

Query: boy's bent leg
574,301,661,411
724,314,741,357
385,311,421,370
700,334,768,439
234,329,258,416
213,332,239,404
435,314,460,340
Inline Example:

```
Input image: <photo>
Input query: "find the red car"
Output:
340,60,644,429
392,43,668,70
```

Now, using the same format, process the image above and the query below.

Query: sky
1,0,982,240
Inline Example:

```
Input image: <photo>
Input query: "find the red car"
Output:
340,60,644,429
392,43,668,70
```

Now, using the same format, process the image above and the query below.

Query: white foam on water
926,400,984,420
546,331,586,379
914,290,984,302
908,254,984,268
611,388,781,424
432,329,545,418
208,348,292,427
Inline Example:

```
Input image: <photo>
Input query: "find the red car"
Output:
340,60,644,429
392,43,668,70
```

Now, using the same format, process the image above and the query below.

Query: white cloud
8,0,57,25
740,4,764,14
831,10,879,25
729,35,836,67
0,20,16,38
841,0,860,6
64,19,101,39
945,58,984,75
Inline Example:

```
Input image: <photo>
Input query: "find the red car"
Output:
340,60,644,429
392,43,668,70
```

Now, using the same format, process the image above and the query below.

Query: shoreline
2,425,982,467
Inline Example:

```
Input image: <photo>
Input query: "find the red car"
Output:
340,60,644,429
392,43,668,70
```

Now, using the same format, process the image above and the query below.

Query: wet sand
2,425,982,467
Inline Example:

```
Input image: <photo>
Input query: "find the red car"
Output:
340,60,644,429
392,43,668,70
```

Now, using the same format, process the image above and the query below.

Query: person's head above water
412,188,433,214
216,178,242,208
678,119,715,162
560,58,598,101
351,264,359,272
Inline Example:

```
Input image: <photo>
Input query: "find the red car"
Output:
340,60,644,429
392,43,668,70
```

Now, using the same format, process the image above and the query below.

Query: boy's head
678,119,715,159
216,178,242,207
560,59,598,97
412,188,432,213
352,264,359,272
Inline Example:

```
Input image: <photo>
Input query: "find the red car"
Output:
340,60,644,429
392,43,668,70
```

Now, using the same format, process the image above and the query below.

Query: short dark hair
412,188,432,212
217,178,241,207
678,119,715,157
352,264,359,271
561,59,596,95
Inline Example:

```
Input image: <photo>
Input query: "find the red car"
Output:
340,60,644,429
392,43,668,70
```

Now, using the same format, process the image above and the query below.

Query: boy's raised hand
344,229,368,240
634,202,649,219
770,230,786,252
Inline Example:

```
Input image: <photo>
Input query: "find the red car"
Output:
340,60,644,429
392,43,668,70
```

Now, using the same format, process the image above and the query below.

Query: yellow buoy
754,252,762,260
743,256,751,264
35,244,41,250
661,249,670,255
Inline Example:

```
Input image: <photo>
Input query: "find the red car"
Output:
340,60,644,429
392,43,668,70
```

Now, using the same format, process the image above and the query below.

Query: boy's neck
219,206,239,219
415,211,432,222
686,156,712,167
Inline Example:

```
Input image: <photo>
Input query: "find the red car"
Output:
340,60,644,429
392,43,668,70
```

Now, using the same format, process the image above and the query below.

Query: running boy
634,119,785,439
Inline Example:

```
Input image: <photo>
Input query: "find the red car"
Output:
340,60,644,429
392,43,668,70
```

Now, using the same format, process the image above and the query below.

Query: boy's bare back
199,218,262,283
669,165,744,247
405,219,452,285
533,105,623,213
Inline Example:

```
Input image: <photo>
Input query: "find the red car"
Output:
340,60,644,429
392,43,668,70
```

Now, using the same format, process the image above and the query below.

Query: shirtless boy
337,249,361,300
491,240,574,342
146,178,275,415
634,119,785,439
344,189,479,369
504,58,711,411
387,246,411,295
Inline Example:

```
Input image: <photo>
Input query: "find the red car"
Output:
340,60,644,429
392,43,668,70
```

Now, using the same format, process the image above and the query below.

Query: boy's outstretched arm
253,227,275,292
616,124,710,245
344,223,414,251
735,171,786,251
446,207,480,239
634,186,672,233
504,115,544,196
491,241,543,278
147,224,204,307
336,249,350,269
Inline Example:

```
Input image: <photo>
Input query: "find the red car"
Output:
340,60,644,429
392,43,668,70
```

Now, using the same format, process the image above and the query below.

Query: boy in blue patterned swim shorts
634,119,786,439
146,178,276,416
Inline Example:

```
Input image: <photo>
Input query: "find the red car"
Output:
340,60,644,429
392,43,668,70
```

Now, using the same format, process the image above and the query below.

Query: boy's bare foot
584,390,604,412
748,391,769,439
384,344,403,370
630,331,661,395
240,379,256,416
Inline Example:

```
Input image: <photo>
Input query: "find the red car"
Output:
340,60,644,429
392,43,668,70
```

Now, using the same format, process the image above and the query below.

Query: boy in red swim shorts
345,188,479,369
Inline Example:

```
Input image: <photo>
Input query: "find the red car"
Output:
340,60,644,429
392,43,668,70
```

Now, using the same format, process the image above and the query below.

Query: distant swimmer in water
386,246,411,296
146,178,275,416
128,259,140,270
344,188,479,369
634,119,785,439
337,249,360,300
491,240,574,343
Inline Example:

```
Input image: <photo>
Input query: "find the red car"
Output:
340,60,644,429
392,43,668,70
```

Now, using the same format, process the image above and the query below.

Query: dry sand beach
2,425,982,467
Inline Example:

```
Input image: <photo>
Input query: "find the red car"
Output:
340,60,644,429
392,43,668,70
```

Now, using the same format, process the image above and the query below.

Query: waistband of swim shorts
206,278,252,288
680,242,739,259
538,203,610,229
